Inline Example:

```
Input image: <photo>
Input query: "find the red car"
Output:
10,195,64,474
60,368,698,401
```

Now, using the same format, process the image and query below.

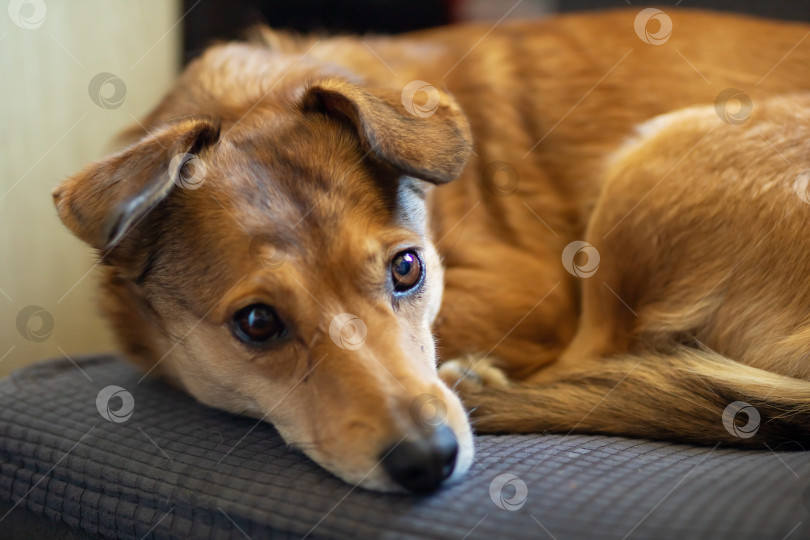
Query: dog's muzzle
380,425,458,493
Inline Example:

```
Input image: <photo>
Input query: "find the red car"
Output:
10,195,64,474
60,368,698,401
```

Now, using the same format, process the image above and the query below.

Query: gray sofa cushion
0,355,808,539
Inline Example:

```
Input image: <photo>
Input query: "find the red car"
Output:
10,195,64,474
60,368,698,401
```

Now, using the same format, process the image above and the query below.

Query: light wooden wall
0,0,181,376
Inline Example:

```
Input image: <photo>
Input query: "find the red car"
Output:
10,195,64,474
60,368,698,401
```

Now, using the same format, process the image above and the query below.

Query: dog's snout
381,425,458,493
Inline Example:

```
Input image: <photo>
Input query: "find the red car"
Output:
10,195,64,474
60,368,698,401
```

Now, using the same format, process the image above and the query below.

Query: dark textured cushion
1,355,809,539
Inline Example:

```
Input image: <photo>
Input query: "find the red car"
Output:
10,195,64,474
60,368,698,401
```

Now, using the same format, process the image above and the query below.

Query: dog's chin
170,367,475,492
291,426,475,494
279,412,475,493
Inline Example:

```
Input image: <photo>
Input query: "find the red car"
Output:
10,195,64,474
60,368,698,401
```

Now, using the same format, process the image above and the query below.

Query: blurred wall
0,0,181,376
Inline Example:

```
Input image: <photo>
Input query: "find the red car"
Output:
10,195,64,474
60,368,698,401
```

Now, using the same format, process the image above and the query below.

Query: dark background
182,0,810,63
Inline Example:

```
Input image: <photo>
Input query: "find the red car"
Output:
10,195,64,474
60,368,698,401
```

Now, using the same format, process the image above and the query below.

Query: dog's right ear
53,118,220,251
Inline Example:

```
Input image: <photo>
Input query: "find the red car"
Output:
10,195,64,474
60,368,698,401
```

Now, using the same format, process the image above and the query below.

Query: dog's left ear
299,78,472,184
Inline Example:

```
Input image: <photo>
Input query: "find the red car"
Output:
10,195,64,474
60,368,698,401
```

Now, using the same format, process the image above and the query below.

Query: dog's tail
466,348,810,448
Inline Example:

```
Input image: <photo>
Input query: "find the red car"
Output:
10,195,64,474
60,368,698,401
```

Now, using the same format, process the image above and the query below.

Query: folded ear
53,118,220,251
299,78,472,184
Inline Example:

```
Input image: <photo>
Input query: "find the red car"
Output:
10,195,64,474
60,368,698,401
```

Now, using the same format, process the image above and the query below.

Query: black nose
381,425,458,493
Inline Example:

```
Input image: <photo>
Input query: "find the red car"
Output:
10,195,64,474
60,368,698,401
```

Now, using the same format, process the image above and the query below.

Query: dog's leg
444,347,810,447
439,354,511,392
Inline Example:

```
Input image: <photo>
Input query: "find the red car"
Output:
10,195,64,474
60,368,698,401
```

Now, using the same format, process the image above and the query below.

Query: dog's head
53,68,474,492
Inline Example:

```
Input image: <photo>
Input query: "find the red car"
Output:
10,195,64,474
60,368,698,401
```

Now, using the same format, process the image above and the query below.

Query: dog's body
54,9,810,492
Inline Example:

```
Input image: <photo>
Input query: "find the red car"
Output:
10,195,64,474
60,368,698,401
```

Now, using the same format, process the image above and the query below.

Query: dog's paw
438,354,511,394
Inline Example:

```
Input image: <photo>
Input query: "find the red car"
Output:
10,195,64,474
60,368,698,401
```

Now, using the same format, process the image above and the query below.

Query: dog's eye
232,304,286,345
391,250,423,293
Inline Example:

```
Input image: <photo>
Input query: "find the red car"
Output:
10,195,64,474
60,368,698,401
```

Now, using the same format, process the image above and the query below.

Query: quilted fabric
0,355,809,539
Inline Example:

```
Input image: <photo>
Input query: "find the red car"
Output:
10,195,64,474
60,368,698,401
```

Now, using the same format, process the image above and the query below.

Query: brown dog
54,9,810,492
